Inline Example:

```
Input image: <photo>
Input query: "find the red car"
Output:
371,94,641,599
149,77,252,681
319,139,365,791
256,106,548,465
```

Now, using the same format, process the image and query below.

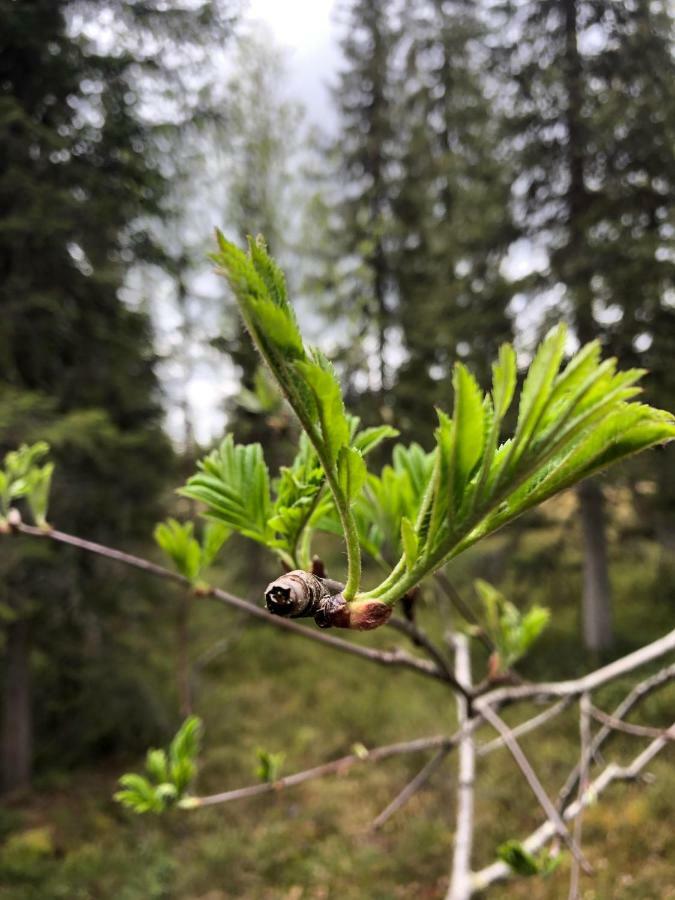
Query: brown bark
577,480,613,652
1,616,32,794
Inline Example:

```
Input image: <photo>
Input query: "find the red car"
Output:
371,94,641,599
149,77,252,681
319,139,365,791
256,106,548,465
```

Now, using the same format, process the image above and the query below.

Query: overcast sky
247,0,341,125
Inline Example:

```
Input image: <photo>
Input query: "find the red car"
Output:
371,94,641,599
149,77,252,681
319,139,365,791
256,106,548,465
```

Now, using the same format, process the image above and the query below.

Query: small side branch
476,698,572,757
189,734,455,808
475,629,675,706
11,522,450,686
568,693,591,900
557,663,675,810
480,705,590,873
472,725,674,892
447,634,475,900
587,703,675,742
371,748,450,831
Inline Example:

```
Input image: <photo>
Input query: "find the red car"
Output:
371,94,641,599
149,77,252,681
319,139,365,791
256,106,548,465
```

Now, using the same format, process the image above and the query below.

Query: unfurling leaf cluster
0,442,53,529
185,236,675,620
497,839,560,878
474,579,550,670
154,518,230,584
255,748,285,783
115,716,202,814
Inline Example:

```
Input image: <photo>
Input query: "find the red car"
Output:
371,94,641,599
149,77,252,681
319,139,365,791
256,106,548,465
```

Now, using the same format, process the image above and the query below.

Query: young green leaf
200,521,231,569
181,436,272,545
400,517,418,571
154,519,202,582
255,748,285,783
337,446,367,501
450,363,485,509
297,351,350,463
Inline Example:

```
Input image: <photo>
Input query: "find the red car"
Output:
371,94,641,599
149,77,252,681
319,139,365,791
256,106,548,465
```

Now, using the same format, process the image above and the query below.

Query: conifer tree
390,0,516,441
490,0,675,649
0,0,234,791
311,0,400,416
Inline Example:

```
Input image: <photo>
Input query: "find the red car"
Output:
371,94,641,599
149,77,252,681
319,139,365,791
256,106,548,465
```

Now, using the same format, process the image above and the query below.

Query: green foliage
474,580,550,670
363,324,675,605
0,442,53,527
180,435,272,546
211,233,367,596
497,840,560,878
255,748,285,784
207,239,675,612
154,519,230,583
115,717,202,815
236,366,283,416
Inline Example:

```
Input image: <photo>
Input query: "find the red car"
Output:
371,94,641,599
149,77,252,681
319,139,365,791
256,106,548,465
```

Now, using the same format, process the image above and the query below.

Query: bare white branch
371,748,450,831
568,693,592,900
447,634,475,900
480,704,590,873
475,629,675,709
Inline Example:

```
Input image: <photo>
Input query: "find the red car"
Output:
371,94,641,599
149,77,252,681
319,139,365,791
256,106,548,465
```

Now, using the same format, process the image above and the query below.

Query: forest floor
1,491,674,899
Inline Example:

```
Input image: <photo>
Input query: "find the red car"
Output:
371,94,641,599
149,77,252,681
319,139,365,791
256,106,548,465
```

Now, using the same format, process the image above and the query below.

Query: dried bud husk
264,570,392,630
265,570,328,618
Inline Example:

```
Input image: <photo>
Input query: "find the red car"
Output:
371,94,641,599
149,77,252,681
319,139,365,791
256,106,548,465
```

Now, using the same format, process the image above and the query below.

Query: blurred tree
214,28,302,454
0,0,236,791
390,0,516,441
308,0,400,420
490,0,675,650
309,0,515,446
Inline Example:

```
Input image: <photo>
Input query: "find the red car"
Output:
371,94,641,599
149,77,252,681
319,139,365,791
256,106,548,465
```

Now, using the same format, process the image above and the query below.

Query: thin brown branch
476,698,572,757
480,704,591,874
11,522,452,686
434,571,494,654
370,748,450,831
388,616,460,685
558,663,675,810
472,724,675,892
587,703,675,742
188,734,456,808
447,634,475,900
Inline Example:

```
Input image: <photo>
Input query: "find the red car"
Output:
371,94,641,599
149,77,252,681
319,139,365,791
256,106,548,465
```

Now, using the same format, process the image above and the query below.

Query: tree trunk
577,480,613,652
1,617,33,794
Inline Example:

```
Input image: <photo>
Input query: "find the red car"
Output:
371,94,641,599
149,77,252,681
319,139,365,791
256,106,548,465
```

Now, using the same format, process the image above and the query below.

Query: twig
370,748,450,831
11,522,453,687
472,725,675,892
587,703,675,742
476,698,572,757
370,698,574,832
557,663,675,810
479,704,591,873
447,633,475,900
388,616,459,685
189,734,456,808
475,628,675,706
568,693,591,900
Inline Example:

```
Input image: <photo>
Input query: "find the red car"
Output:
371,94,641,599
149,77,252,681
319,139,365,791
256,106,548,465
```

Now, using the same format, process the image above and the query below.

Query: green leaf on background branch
0,442,53,527
255,748,285,783
115,716,202,814
497,839,561,878
474,579,550,671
